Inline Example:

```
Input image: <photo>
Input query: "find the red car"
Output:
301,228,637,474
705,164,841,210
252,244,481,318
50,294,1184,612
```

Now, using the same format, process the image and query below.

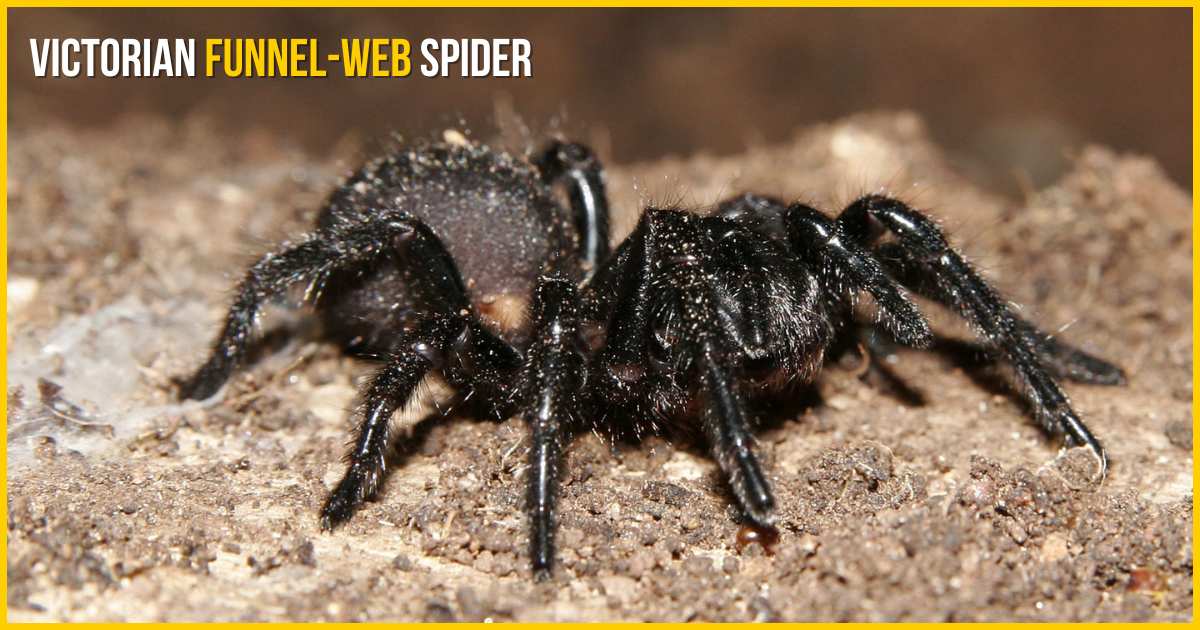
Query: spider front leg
837,194,1111,472
698,339,776,529
718,194,933,349
631,208,781,530
320,315,462,528
180,212,468,400
581,210,661,408
517,274,587,580
321,313,521,529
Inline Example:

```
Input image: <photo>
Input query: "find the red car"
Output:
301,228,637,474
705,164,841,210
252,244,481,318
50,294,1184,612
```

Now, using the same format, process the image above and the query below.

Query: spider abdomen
316,141,580,352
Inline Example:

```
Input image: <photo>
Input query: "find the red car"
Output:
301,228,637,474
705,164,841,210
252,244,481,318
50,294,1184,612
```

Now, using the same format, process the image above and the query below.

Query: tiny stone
560,528,585,549
456,586,484,621
1040,532,1069,563
599,575,638,603
1003,519,1028,545
491,554,514,577
294,540,316,567
33,436,58,461
473,551,494,574
683,554,712,575
424,600,455,622
627,552,651,578
1165,419,1192,451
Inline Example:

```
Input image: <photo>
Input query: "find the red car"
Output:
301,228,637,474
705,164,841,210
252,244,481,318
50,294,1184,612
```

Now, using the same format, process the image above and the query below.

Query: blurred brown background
8,8,1191,193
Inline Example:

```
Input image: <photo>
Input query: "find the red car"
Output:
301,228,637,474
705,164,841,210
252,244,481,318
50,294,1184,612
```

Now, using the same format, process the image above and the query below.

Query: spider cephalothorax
181,136,1125,580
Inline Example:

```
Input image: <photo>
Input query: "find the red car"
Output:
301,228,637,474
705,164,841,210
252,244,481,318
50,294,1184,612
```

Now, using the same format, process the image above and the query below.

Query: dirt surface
6,112,1192,621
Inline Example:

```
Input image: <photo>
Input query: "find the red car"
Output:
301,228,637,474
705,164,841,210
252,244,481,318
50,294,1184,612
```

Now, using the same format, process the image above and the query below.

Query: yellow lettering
341,38,369,77
246,38,264,77
226,39,242,77
289,38,306,77
371,38,388,77
391,38,410,76
309,38,326,77
204,39,220,77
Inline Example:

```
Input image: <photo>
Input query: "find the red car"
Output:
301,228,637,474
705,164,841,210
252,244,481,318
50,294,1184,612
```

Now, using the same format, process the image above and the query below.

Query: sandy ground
6,112,1192,621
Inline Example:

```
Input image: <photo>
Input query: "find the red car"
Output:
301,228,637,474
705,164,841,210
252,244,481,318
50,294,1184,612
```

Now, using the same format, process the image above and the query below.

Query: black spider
179,137,1126,580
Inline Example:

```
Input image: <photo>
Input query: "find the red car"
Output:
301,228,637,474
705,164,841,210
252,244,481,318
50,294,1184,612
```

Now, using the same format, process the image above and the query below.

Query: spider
179,137,1125,581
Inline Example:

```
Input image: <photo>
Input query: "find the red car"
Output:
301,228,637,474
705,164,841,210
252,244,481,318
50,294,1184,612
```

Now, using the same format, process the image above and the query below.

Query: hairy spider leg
717,193,933,349
320,314,459,529
785,203,934,348
614,210,780,528
836,194,1109,473
317,218,523,528
581,210,658,405
699,339,776,527
180,212,470,400
873,242,1127,386
518,274,587,580
698,212,831,383
321,312,524,531
536,141,612,276
178,209,523,525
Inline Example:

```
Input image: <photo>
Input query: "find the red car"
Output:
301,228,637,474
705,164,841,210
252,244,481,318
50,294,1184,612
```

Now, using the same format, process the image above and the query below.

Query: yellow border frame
2,1,1197,6
1,3,1194,626
2,1,1200,5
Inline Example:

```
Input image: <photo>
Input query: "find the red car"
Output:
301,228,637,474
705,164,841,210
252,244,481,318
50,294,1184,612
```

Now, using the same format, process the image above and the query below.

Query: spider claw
532,566,553,583
319,498,355,531
1082,439,1109,481
1057,408,1108,481
321,472,366,530
1094,449,1109,481
177,361,229,401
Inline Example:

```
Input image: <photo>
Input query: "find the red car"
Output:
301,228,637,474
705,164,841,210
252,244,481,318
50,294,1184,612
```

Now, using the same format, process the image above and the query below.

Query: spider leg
321,320,520,530
644,209,780,528
320,315,463,529
519,274,587,580
875,241,1127,385
536,141,611,276
581,211,659,398
1016,321,1127,385
717,194,933,348
698,339,776,528
786,202,934,348
179,211,471,400
837,194,1108,472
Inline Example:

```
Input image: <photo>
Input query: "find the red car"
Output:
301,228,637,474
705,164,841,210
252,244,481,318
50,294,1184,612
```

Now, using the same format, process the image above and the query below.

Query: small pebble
1164,419,1192,451
683,554,712,575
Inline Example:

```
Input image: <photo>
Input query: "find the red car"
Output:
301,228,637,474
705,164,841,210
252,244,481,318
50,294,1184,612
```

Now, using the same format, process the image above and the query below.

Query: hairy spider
180,137,1125,580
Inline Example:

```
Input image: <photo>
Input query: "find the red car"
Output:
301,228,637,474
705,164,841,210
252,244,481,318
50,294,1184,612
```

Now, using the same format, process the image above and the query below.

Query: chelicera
180,136,1125,580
